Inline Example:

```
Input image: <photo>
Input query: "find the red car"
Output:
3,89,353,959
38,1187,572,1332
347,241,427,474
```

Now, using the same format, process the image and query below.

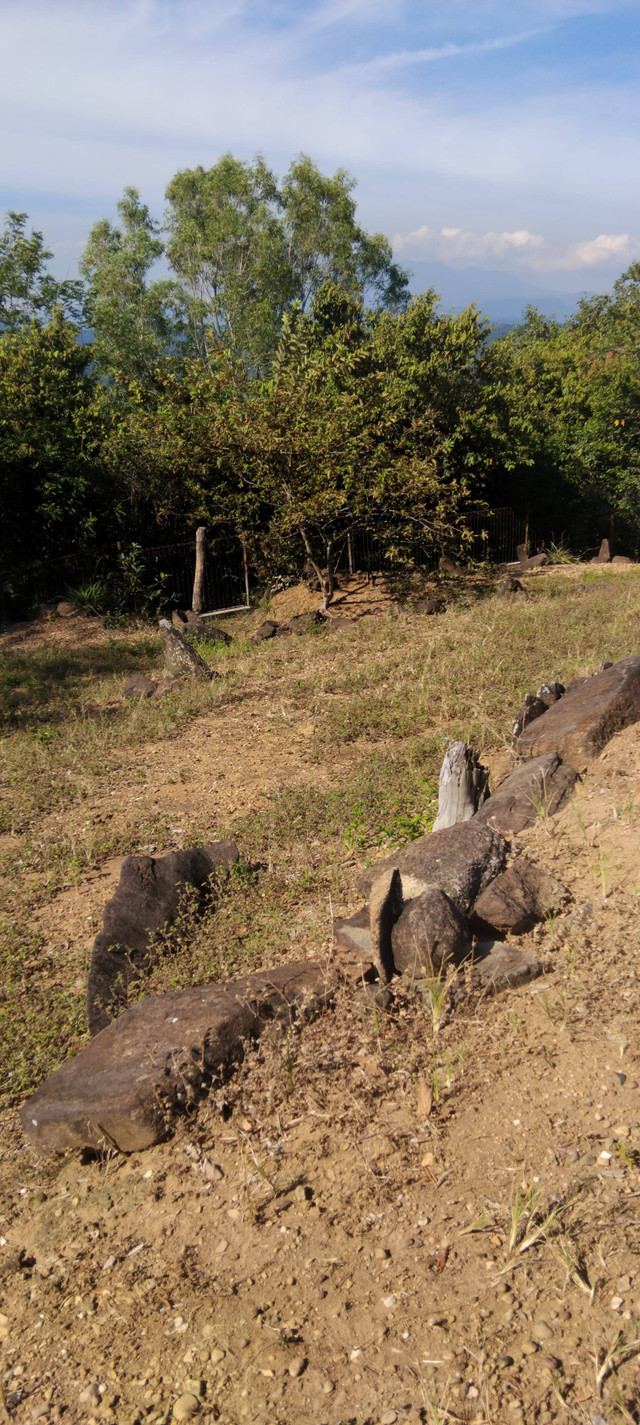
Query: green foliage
81,187,186,382
0,311,110,598
0,210,83,331
165,152,408,373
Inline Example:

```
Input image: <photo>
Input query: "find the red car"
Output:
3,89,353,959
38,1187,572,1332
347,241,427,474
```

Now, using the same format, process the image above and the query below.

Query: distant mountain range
405,260,594,325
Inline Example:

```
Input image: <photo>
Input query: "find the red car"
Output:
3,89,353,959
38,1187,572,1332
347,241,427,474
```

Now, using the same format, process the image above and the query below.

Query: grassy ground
1,565,640,1102
3,565,640,1425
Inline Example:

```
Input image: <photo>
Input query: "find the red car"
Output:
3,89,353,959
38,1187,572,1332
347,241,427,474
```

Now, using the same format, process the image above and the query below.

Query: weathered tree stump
191,526,207,615
432,742,490,833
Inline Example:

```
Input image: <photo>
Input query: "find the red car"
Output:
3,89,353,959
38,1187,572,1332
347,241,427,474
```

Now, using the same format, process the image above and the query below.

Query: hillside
2,564,640,1424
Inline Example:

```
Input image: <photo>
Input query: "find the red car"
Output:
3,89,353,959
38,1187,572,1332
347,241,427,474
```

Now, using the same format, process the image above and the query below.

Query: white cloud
393,224,640,273
393,224,546,264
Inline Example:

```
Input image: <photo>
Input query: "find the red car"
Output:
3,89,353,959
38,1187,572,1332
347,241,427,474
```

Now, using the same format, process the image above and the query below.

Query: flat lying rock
251,620,279,643
475,752,578,834
357,820,507,914
287,612,323,635
87,842,239,1035
517,656,640,766
392,888,471,975
184,621,232,646
21,963,334,1155
473,859,569,934
123,674,157,699
454,941,544,998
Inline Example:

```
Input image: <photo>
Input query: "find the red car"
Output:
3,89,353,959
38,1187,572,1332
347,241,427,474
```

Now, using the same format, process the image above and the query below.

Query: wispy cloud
339,28,550,79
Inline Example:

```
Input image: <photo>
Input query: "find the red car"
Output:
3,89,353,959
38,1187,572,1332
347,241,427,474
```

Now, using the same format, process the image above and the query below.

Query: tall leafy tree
81,187,185,382
0,312,109,593
0,211,83,331
165,153,409,373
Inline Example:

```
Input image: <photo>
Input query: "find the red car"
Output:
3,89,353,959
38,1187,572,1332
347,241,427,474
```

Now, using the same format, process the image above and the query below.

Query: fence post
192,527,207,614
242,544,250,608
347,532,354,576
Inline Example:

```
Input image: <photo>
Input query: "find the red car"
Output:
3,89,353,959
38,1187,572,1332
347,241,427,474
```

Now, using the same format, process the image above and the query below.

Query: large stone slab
21,963,334,1154
475,752,578,834
473,859,569,935
357,820,507,913
87,842,239,1036
452,941,544,1000
517,656,640,767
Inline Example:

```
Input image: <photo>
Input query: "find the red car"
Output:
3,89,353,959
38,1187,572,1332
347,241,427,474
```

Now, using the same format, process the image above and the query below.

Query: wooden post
191,527,206,615
432,742,490,833
347,532,354,576
242,544,250,608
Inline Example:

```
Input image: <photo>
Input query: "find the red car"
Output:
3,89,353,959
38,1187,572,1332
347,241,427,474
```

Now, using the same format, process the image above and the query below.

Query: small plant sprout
595,1329,640,1397
508,1180,541,1252
422,957,458,1035
553,1234,595,1302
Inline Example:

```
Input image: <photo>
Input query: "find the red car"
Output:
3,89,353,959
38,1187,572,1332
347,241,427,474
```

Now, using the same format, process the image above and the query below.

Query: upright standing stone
597,538,611,562
158,619,212,680
369,868,403,982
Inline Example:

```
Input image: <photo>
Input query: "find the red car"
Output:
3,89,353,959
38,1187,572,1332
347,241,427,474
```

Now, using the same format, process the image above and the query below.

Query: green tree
0,211,83,331
0,313,109,597
165,153,408,373
81,187,186,382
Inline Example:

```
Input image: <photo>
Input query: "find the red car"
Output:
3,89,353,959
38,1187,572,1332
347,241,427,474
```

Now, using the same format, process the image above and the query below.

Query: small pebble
322,1380,334,1394
209,1349,225,1365
615,1073,627,1086
541,1355,562,1370
78,1384,101,1408
288,1357,306,1378
521,1340,538,1356
375,1247,390,1260
497,1354,514,1368
381,1295,396,1309
532,1320,553,1343
381,1413,397,1425
172,1394,200,1421
610,1296,624,1311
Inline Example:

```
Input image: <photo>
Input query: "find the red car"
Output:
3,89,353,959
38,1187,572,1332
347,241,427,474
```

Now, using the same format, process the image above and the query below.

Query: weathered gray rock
171,608,189,628
333,906,372,958
158,620,212,680
413,597,445,614
453,941,544,998
536,681,565,708
86,842,239,1035
184,620,232,646
357,820,507,914
473,859,569,934
475,752,578,834
369,868,403,982
391,889,471,976
517,656,640,766
440,556,464,575
123,673,157,699
612,555,632,566
324,615,356,631
512,694,547,739
519,552,548,571
499,575,526,598
251,620,279,643
287,612,323,635
597,538,611,563
22,962,335,1154
56,600,75,618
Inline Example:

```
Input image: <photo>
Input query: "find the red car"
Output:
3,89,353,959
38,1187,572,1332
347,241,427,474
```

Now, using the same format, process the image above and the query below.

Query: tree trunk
432,742,490,833
191,526,206,615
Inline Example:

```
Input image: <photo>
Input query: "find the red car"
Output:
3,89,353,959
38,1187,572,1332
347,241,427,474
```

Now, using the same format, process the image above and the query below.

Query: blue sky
2,0,640,292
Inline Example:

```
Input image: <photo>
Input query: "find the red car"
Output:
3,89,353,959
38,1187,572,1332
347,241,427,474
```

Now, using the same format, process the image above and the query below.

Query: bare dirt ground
3,567,640,1425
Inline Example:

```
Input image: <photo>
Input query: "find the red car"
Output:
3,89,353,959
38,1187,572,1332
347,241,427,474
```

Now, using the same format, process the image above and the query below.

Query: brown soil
3,578,640,1424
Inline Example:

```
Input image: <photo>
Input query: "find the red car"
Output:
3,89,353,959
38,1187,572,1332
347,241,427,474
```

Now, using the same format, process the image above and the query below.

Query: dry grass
1,564,640,1100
